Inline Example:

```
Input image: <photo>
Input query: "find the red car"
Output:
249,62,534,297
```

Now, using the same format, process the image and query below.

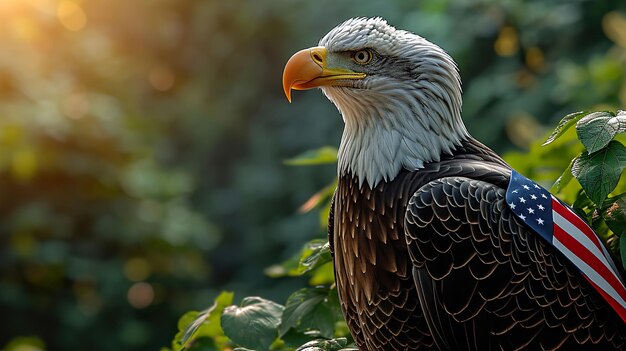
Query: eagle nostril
312,53,323,64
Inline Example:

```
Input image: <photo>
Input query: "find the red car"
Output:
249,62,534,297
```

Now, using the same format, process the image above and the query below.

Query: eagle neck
329,83,469,189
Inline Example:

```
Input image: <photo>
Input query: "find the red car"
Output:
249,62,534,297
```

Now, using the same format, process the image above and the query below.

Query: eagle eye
353,49,372,65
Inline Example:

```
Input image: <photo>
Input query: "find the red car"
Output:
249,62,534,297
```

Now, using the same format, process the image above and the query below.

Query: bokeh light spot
57,1,86,31
3,336,46,351
127,282,154,309
149,65,175,91
494,26,518,57
10,17,39,41
124,258,152,282
525,47,544,72
603,11,626,49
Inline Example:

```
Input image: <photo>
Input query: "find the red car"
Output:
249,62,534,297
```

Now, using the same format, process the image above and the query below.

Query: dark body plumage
330,137,626,350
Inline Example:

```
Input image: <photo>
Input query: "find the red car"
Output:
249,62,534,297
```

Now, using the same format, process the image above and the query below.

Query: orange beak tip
282,47,325,104
284,85,293,103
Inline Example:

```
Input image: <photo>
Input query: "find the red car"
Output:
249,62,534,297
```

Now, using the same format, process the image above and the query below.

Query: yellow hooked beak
282,46,366,102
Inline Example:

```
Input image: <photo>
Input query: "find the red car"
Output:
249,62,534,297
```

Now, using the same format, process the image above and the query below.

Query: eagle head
283,17,469,188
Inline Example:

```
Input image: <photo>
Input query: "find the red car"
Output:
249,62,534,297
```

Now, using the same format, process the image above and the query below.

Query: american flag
506,170,626,323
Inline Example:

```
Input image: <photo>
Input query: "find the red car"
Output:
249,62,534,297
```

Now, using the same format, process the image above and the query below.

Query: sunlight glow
57,0,86,31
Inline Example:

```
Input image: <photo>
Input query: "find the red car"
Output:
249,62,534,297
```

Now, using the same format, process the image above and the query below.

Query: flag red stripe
553,224,626,304
552,199,603,252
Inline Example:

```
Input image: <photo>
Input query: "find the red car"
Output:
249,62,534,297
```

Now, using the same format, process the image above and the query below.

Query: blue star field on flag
506,170,552,243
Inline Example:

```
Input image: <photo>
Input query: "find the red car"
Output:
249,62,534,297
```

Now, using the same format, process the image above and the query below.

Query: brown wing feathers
333,172,433,350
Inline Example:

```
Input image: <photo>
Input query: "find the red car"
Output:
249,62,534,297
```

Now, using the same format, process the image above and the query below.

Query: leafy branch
542,110,626,263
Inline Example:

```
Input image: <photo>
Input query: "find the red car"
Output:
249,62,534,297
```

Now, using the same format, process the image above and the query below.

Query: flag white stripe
559,203,623,276
553,235,626,309
552,211,623,287
556,202,604,251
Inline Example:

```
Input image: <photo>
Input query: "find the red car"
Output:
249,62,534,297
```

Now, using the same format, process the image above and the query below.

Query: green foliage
572,140,626,205
172,291,234,350
221,297,285,351
576,111,626,153
280,287,341,339
543,111,588,146
4,336,46,351
264,240,332,279
175,244,349,350
284,147,339,166
296,338,356,351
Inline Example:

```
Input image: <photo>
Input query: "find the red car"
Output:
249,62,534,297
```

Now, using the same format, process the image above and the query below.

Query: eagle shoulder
405,176,626,350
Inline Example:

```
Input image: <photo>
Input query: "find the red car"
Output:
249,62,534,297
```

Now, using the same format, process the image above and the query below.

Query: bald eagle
283,18,626,350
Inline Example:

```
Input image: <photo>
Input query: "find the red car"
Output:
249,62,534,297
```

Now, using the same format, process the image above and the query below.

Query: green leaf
572,189,594,221
576,111,626,153
281,329,317,349
300,242,332,273
571,140,626,206
284,147,338,166
265,239,332,278
280,287,338,339
296,338,356,351
174,291,234,350
543,111,587,146
309,262,335,285
221,296,284,351
187,338,218,351
551,157,575,193
4,336,46,351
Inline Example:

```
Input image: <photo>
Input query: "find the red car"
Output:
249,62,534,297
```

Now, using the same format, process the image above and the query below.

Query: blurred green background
1,0,625,350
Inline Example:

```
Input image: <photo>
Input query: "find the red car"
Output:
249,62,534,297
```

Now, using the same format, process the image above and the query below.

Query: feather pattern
405,175,626,350
331,137,626,350
332,138,512,350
